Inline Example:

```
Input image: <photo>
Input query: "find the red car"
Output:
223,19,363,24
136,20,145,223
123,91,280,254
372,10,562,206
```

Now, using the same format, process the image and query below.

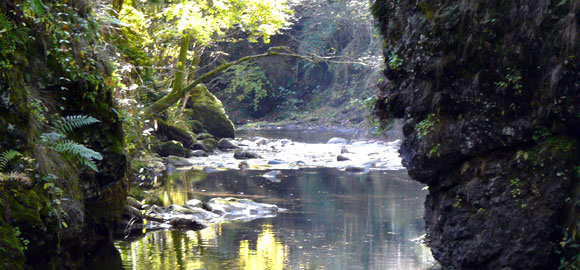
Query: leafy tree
116,0,293,116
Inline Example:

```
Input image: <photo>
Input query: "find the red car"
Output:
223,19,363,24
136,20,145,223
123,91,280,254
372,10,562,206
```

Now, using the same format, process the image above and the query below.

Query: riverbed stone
166,156,193,167
268,159,285,165
218,138,238,150
196,133,214,140
192,142,210,152
234,151,261,160
206,197,279,216
187,150,208,157
327,137,348,144
154,140,186,157
337,155,350,161
253,137,269,146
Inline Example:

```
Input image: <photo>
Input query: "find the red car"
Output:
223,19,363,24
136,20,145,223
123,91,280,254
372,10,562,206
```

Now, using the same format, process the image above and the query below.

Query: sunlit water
114,129,434,270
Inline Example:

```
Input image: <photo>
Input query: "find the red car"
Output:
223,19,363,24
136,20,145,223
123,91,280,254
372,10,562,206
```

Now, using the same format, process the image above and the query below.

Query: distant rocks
337,155,350,161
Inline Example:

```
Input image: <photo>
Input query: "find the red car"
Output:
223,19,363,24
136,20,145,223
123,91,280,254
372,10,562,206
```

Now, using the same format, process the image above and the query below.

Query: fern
0,150,22,171
54,115,101,135
41,115,103,172
0,11,29,45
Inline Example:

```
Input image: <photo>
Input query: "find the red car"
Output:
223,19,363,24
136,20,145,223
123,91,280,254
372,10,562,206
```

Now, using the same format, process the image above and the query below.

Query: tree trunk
171,34,191,101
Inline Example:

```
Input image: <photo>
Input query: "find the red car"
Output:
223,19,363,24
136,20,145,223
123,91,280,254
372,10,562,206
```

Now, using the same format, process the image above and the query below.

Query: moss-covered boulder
202,138,218,151
184,84,235,139
154,140,186,157
196,133,214,141
154,119,196,148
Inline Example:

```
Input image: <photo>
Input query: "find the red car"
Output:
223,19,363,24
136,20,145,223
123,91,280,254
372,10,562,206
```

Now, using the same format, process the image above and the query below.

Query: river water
114,129,434,269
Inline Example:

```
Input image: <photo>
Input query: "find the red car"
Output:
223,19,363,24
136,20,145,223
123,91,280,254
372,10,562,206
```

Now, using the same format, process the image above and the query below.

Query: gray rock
187,150,208,157
166,156,193,167
327,137,348,144
253,137,269,146
268,159,285,165
184,199,203,209
218,138,238,150
280,139,292,146
206,197,279,216
234,151,261,159
337,155,350,161
192,142,210,152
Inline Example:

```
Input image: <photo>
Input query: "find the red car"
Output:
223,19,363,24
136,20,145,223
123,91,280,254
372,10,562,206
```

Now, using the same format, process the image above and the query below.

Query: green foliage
495,68,523,95
0,150,22,172
416,113,439,138
559,221,580,269
0,11,30,69
219,61,271,111
41,115,103,172
388,51,403,70
429,143,441,158
510,178,521,198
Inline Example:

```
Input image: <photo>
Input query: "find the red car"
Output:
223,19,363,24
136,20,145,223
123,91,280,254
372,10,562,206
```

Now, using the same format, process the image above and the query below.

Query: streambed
114,129,435,269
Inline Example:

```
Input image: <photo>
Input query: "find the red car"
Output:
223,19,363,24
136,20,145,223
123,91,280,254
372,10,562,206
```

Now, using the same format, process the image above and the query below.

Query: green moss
417,2,435,20
202,138,218,151
185,84,235,139
0,220,26,270
196,133,214,140
528,135,578,165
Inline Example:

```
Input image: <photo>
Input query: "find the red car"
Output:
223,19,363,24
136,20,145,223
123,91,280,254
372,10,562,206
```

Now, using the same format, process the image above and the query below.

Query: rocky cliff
0,0,126,268
372,1,580,269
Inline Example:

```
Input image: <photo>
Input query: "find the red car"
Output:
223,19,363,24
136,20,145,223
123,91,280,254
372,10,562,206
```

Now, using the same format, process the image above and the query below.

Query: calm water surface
114,130,433,270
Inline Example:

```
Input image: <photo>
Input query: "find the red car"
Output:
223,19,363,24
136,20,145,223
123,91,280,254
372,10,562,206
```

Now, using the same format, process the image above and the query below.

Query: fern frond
40,132,67,144
0,150,22,171
0,12,12,32
7,171,32,185
52,140,103,161
55,115,100,134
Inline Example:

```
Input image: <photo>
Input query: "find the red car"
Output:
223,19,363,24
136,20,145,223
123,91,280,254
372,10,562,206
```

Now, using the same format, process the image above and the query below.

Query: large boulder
184,84,235,139
154,119,196,148
154,140,186,157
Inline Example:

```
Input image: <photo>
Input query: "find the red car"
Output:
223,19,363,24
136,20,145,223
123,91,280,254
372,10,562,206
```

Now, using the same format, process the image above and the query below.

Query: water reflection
115,168,434,269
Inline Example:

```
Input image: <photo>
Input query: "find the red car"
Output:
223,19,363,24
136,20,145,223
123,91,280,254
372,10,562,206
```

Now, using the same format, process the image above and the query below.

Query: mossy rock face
196,133,214,141
185,84,235,139
202,138,218,151
188,120,205,134
154,140,186,157
154,119,196,148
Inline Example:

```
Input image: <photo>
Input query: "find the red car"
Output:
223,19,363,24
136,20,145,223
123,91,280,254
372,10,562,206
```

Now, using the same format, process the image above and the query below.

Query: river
113,129,434,269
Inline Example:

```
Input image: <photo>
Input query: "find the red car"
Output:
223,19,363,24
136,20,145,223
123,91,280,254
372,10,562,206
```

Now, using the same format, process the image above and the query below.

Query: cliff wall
372,1,580,269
